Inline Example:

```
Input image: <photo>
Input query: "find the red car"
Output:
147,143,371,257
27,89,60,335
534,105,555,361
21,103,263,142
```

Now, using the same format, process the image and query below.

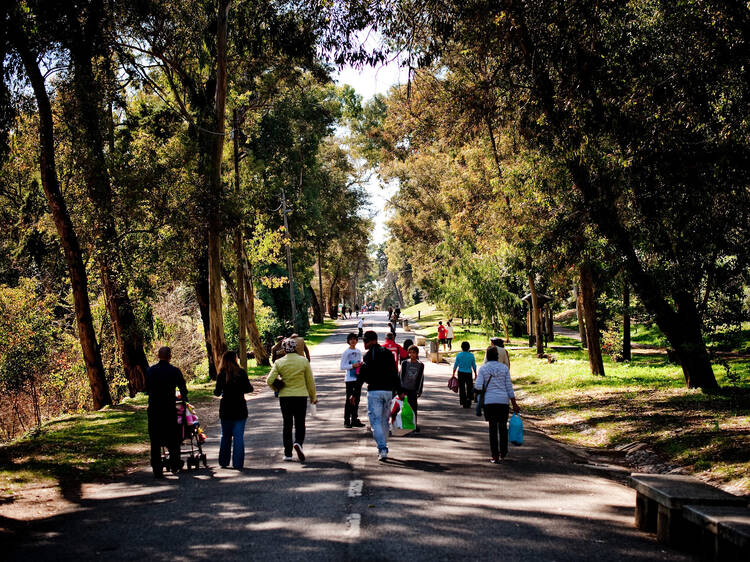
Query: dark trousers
457,372,473,408
484,403,510,459
148,408,180,474
279,396,307,456
447,338,453,350
345,381,362,423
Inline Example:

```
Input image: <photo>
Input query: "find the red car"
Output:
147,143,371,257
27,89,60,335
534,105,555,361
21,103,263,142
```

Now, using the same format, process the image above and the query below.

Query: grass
0,360,273,502
304,318,338,348
413,302,750,493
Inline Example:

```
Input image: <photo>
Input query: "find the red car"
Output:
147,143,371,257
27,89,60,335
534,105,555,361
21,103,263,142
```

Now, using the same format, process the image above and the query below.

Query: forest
1,1,749,445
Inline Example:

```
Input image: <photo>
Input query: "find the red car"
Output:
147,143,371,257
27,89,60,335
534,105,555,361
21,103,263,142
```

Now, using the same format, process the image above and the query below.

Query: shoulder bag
475,373,494,417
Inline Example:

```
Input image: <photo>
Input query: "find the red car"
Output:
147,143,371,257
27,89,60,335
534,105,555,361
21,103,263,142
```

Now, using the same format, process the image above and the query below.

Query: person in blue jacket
452,341,477,408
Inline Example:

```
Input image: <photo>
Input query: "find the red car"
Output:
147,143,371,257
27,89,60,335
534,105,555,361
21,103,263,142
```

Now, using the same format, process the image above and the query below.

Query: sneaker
344,422,352,428
489,457,500,464
283,455,293,462
293,442,305,462
351,420,365,427
378,450,388,462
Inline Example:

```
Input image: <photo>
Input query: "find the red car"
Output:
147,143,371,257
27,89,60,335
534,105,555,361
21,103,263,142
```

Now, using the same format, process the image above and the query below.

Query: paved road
8,312,687,561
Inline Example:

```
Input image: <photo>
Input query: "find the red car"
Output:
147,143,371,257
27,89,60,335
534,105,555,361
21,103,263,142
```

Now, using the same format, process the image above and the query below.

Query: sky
333,50,409,245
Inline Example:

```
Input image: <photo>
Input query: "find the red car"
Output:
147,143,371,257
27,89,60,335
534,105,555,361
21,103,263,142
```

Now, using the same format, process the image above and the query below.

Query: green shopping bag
401,395,416,430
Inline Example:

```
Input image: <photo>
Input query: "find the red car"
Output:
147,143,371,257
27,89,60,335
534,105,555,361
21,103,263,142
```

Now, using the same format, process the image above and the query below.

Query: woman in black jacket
214,351,253,469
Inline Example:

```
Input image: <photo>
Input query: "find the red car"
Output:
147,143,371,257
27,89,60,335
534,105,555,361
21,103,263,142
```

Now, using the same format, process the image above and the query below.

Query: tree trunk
546,306,554,342
328,264,340,319
9,18,112,409
68,26,148,396
195,250,218,380
574,284,587,348
221,266,270,366
623,278,631,362
527,272,544,357
205,0,231,368
580,264,605,375
235,231,247,369
310,283,324,325
311,247,324,323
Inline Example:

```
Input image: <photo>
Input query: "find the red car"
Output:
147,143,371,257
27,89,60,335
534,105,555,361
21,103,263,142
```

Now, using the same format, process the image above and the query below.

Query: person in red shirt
383,333,408,371
437,321,448,351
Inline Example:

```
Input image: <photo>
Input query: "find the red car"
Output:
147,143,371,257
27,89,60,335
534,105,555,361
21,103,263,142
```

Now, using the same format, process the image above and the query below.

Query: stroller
161,398,208,470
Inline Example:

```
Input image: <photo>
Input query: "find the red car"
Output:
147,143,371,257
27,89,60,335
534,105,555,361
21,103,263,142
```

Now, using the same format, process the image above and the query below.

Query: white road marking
348,479,363,497
346,513,361,536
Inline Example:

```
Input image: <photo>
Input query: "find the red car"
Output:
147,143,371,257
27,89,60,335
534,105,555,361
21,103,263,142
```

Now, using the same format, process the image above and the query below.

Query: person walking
475,346,520,463
358,330,401,461
400,345,424,432
340,333,365,428
484,337,510,368
383,332,408,369
452,341,477,408
266,338,318,462
214,350,253,469
437,321,448,351
270,335,286,363
446,320,454,351
357,316,364,339
145,346,188,478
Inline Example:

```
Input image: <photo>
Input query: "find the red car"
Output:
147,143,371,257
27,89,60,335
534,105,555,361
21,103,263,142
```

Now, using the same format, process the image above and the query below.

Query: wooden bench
682,505,750,561
629,473,747,547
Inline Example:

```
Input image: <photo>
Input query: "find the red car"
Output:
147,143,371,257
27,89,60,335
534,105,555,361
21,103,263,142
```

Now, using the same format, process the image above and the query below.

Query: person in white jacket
340,333,364,428
475,346,520,463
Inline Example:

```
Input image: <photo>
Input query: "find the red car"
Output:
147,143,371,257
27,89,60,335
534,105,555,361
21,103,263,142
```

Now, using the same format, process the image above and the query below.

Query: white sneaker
283,455,293,462
378,450,387,462
293,442,305,462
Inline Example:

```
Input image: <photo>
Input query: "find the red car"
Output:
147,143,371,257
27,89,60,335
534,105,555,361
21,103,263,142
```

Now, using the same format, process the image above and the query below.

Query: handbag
508,413,524,446
270,376,285,391
447,375,459,393
475,374,494,417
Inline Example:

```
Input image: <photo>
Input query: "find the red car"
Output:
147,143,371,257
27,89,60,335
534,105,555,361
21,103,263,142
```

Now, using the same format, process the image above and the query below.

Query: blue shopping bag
508,413,523,446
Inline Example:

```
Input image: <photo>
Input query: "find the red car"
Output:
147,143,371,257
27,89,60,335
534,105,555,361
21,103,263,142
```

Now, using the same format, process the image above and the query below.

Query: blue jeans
367,390,392,453
219,418,247,469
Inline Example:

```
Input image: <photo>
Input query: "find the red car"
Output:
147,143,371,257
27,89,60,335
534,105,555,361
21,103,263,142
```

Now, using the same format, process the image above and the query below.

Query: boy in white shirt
340,333,365,427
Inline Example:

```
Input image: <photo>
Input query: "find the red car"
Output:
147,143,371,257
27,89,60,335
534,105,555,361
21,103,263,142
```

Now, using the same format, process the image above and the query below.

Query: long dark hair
218,350,242,383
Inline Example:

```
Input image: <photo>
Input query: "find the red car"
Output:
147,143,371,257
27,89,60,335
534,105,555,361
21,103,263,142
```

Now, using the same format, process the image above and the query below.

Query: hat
282,338,297,353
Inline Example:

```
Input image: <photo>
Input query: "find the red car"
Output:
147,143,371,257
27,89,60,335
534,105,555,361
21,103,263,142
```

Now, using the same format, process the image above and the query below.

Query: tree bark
328,263,341,319
574,284,587,348
310,283,324,325
235,231,247,369
222,264,270,366
527,271,544,357
623,278,631,362
67,13,149,396
9,16,112,409
580,263,605,375
205,0,231,368
195,250,218,380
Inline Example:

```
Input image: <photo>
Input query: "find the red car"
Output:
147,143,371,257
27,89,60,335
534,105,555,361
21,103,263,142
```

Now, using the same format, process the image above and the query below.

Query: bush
601,322,624,362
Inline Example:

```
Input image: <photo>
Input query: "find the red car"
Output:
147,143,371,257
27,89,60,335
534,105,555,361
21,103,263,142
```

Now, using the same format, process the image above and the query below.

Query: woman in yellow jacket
266,338,317,462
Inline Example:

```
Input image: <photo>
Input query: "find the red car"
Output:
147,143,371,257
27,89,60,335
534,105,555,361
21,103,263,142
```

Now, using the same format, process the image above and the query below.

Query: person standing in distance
357,315,364,339
437,321,448,351
358,330,400,461
446,320,454,351
145,346,188,478
340,333,364,428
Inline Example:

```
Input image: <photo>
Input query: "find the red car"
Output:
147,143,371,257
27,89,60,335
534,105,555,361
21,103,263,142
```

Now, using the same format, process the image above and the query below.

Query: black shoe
153,471,164,479
351,420,365,427
344,422,352,428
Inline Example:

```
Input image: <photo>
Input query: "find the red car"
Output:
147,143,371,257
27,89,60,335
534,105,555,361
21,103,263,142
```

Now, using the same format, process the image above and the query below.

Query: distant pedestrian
402,338,414,351
400,345,424,432
358,330,400,461
484,337,510,368
357,316,364,339
475,346,520,463
446,320,454,351
145,346,188,478
266,338,318,462
214,350,253,470
291,333,311,362
453,341,477,408
388,320,397,338
437,321,447,351
383,332,408,369
340,333,364,428
271,335,285,363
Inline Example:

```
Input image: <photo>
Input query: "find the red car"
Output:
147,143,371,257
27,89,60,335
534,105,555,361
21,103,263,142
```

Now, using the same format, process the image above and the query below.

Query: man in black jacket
145,347,188,477
358,331,400,461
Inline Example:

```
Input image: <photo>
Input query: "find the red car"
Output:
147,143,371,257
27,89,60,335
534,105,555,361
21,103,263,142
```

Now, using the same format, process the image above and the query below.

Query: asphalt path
8,312,688,561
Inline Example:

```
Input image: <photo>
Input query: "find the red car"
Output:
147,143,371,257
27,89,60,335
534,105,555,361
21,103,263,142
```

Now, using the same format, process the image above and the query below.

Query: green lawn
304,318,338,348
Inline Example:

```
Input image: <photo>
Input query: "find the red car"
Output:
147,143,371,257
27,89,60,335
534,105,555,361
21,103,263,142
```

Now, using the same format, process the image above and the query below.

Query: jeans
484,403,510,459
219,417,247,469
345,381,363,424
457,372,473,407
279,396,307,456
367,390,392,453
